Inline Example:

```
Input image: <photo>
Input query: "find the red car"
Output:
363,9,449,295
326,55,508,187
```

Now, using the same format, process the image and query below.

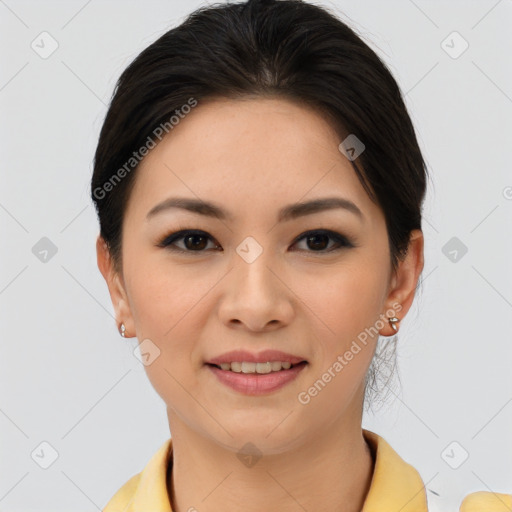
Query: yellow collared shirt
102,429,511,512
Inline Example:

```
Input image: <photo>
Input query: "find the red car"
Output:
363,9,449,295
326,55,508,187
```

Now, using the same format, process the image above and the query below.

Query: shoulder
459,491,512,511
102,472,141,512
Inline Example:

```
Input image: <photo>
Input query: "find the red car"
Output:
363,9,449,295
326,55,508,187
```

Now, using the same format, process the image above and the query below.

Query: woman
91,0,510,510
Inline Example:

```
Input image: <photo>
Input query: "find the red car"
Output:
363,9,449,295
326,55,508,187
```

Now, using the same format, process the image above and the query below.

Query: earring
120,323,126,337
388,317,400,332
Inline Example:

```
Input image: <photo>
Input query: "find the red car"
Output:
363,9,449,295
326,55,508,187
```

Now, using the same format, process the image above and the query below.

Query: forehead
126,97,378,224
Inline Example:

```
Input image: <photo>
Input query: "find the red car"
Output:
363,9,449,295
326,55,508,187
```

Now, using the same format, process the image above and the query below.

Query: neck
167,416,375,512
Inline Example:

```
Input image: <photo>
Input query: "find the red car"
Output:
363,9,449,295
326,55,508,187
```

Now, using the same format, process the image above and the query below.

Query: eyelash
156,228,355,254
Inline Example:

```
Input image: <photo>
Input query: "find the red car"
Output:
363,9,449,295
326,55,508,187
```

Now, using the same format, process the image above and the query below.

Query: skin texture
97,97,424,512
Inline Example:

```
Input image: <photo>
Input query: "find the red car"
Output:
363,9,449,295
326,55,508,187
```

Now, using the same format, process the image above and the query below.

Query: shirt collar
116,429,428,512
361,429,428,511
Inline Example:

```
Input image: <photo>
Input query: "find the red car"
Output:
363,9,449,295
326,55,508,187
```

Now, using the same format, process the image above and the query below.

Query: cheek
127,266,204,411
295,267,383,414
123,253,216,373
124,251,200,338
297,259,388,347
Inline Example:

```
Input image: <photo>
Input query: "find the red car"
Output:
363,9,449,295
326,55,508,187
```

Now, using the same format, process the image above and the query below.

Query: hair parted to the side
91,0,429,412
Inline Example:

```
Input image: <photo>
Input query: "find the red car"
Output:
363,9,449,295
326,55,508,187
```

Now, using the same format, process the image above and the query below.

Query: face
97,97,423,454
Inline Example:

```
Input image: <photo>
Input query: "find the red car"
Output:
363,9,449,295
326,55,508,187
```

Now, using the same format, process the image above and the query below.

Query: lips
206,349,307,366
207,360,307,395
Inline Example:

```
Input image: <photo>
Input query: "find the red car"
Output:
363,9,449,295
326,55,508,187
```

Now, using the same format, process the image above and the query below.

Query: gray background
1,1,511,511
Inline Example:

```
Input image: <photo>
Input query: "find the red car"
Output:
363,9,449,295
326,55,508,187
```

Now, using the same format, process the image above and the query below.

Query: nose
217,248,294,332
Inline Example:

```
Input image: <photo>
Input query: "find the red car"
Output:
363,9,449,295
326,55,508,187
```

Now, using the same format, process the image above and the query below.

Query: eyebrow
146,196,364,223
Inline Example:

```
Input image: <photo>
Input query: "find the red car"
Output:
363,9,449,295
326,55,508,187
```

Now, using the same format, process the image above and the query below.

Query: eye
157,228,355,254
291,229,354,253
157,230,220,253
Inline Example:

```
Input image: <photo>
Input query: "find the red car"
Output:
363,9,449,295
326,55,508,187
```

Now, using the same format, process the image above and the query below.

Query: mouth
206,360,308,373
206,360,308,395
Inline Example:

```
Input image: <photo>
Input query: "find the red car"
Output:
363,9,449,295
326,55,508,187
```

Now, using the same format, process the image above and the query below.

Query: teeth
230,362,242,372
241,362,256,373
217,361,296,373
271,361,282,372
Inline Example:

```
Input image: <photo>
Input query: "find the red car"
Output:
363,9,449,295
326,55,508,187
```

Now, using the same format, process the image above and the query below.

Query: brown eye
305,233,330,251
292,230,353,253
181,233,209,250
158,230,220,253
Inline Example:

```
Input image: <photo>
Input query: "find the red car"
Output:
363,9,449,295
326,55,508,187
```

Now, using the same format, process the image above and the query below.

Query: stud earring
388,317,400,332
120,323,126,337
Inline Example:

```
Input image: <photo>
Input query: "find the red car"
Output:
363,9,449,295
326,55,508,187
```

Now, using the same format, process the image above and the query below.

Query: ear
379,229,424,336
96,235,135,338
